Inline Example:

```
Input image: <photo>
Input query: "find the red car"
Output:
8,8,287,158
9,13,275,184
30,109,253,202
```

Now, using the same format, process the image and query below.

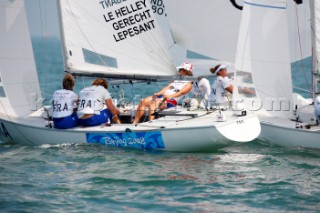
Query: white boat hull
258,94,320,149
259,116,320,149
0,109,260,152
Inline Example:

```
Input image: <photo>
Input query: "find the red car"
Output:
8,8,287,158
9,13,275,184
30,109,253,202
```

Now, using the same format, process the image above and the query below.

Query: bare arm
153,82,173,97
226,85,233,94
105,99,120,115
238,87,255,95
166,82,192,99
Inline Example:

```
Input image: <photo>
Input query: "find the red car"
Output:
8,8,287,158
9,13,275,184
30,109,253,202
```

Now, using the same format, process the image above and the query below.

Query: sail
0,0,42,117
57,0,177,79
287,1,311,63
311,0,320,72
235,0,292,117
310,0,320,99
163,0,310,65
164,0,243,63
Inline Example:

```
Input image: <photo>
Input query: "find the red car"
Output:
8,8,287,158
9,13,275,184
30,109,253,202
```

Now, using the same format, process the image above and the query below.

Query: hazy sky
25,0,60,38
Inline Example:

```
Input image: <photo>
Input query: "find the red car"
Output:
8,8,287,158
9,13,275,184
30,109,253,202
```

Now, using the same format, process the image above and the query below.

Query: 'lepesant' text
100,0,156,42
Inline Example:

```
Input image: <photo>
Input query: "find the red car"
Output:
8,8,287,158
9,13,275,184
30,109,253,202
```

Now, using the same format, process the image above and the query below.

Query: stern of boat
216,113,261,142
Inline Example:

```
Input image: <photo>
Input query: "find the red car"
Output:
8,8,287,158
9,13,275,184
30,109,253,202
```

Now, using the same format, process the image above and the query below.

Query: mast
56,0,68,73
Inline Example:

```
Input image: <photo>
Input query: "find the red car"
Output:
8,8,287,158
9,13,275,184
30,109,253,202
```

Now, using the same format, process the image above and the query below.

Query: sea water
0,38,320,212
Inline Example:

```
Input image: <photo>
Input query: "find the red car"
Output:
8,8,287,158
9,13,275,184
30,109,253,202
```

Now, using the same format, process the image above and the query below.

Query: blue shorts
78,109,112,126
53,112,79,129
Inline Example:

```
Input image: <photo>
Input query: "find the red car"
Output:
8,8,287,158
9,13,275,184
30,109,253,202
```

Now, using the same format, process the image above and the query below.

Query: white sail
311,0,320,72
316,1,320,67
163,0,310,65
235,0,292,117
287,1,311,63
57,0,176,79
164,0,242,63
0,0,41,117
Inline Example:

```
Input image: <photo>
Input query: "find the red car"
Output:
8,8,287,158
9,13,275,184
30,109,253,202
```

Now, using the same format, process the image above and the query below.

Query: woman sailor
133,62,193,125
77,78,120,126
52,74,79,129
210,64,233,105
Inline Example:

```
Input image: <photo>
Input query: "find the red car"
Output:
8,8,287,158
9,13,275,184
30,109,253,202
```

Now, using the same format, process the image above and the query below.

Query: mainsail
57,0,177,80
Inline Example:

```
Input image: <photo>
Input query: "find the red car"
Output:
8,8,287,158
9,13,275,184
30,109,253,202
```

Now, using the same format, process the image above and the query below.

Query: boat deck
259,114,320,132
6,106,245,132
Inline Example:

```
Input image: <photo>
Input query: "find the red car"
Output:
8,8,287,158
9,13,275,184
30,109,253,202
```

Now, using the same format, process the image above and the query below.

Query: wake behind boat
0,0,260,152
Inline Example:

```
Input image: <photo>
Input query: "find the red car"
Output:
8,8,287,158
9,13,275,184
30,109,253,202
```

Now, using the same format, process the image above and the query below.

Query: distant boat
0,0,260,152
235,0,320,148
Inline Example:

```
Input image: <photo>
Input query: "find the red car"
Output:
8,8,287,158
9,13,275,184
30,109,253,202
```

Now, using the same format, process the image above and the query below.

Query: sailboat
235,0,320,148
0,0,260,152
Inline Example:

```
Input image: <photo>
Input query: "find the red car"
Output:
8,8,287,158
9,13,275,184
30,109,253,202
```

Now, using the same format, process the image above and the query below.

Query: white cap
215,64,228,75
176,62,193,72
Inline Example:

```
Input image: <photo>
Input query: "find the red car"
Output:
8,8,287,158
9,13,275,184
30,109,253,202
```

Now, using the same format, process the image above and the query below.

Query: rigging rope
293,85,311,93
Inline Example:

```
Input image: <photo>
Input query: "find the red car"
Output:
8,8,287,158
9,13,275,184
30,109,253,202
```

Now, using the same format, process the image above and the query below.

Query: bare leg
112,115,121,124
148,99,161,120
133,96,157,125
133,97,148,125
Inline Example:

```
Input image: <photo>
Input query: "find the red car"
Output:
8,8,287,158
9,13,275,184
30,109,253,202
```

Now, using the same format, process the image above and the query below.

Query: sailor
210,64,233,105
52,74,79,129
192,76,211,109
77,78,121,126
133,62,193,125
